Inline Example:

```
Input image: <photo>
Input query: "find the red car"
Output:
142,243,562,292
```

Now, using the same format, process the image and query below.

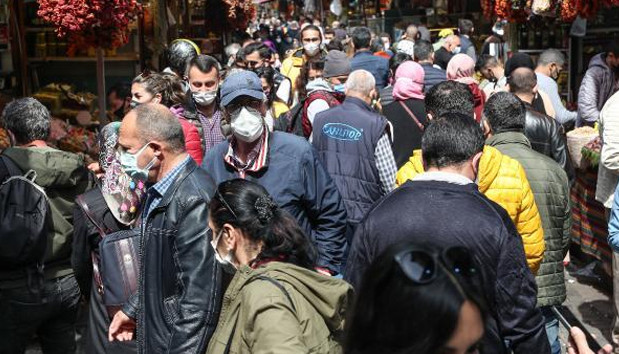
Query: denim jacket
350,51,390,89
608,183,619,253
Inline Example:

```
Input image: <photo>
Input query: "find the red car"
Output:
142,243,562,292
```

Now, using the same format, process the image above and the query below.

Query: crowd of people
2,14,619,354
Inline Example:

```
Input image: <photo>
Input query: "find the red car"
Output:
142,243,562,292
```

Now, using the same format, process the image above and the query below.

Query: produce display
483,0,619,21
566,126,599,169
582,136,602,167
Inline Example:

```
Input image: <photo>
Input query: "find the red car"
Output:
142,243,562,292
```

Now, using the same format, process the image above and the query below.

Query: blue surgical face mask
118,143,157,181
333,83,346,93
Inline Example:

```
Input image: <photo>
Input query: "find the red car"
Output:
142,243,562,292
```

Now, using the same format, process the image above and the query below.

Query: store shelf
518,48,568,53
28,55,139,63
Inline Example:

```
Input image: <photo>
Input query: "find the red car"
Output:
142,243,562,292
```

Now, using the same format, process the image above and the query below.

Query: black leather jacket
123,159,221,354
524,103,574,181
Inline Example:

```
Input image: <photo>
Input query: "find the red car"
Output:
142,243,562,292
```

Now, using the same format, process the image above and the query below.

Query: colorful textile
571,167,612,263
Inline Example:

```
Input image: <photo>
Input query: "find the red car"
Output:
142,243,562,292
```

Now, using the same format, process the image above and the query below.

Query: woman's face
308,68,324,81
439,300,484,354
131,82,158,104
260,78,272,98
208,218,262,268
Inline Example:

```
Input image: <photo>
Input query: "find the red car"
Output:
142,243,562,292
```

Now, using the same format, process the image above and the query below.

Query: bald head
123,103,185,153
345,70,376,101
405,24,418,40
444,35,461,51
508,67,537,96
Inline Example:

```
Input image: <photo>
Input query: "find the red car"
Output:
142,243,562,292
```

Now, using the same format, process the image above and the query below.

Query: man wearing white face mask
202,71,348,276
435,34,461,71
281,25,327,95
173,55,225,156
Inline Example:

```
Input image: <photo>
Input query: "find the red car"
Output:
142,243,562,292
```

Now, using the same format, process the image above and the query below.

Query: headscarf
392,61,425,101
99,122,146,226
446,54,478,85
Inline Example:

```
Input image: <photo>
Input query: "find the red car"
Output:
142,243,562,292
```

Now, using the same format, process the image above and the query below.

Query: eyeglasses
394,246,478,284
246,60,262,68
216,189,238,219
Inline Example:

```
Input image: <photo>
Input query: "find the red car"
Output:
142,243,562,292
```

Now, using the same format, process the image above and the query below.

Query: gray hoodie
577,53,618,126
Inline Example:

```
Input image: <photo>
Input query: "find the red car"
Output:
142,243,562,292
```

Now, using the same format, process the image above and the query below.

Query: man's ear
149,141,164,156
481,118,492,137
370,88,377,101
532,84,539,95
471,151,483,176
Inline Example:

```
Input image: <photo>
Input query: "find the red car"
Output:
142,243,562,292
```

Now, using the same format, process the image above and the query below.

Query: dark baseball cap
220,70,265,106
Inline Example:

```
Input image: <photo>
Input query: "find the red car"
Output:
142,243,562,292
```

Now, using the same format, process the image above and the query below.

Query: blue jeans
0,274,81,354
541,306,562,354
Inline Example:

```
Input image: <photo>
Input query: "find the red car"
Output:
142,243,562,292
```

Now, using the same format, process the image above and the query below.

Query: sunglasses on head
394,246,478,284
136,69,152,79
216,189,238,219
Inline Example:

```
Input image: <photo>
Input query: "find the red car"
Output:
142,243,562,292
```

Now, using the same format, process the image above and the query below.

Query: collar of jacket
344,96,372,111
353,50,373,58
152,158,198,210
486,131,532,149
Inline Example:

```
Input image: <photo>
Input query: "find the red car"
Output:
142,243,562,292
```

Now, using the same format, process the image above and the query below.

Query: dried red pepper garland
223,0,257,29
37,0,141,49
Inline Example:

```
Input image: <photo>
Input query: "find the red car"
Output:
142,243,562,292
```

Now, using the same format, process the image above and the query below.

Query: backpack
301,90,345,138
274,91,345,139
0,155,51,270
274,100,305,137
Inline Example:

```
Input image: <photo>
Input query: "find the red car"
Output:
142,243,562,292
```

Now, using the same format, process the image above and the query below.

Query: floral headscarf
99,122,146,225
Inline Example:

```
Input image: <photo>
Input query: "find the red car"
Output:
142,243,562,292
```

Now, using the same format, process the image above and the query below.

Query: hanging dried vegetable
37,0,141,49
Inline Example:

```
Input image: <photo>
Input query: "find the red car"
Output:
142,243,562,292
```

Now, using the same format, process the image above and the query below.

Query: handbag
76,193,140,319
99,228,140,318
399,101,425,131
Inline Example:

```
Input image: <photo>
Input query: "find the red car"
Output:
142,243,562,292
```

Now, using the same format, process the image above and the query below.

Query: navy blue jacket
420,63,447,93
345,179,550,354
350,50,390,89
201,132,348,274
312,97,387,225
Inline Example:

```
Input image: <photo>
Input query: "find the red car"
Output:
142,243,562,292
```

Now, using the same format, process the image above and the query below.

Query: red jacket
170,106,204,165
468,82,486,123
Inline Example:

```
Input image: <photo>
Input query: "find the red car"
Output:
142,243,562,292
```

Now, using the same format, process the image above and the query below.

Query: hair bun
255,196,277,223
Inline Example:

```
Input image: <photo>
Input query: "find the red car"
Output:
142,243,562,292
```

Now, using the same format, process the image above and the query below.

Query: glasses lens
444,247,477,278
397,250,435,284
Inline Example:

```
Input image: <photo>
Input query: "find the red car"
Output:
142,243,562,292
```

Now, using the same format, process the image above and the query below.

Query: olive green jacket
206,262,353,354
1,146,93,286
487,132,571,307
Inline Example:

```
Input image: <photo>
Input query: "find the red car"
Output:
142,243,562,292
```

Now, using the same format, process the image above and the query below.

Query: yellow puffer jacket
396,146,545,274
281,49,306,93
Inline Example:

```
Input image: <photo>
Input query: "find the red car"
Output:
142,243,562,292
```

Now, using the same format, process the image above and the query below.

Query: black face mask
113,106,125,120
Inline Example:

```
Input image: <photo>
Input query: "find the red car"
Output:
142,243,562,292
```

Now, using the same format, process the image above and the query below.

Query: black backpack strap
0,154,23,177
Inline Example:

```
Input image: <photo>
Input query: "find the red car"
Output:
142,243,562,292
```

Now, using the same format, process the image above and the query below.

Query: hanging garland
37,0,142,49
485,0,618,22
222,0,257,29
